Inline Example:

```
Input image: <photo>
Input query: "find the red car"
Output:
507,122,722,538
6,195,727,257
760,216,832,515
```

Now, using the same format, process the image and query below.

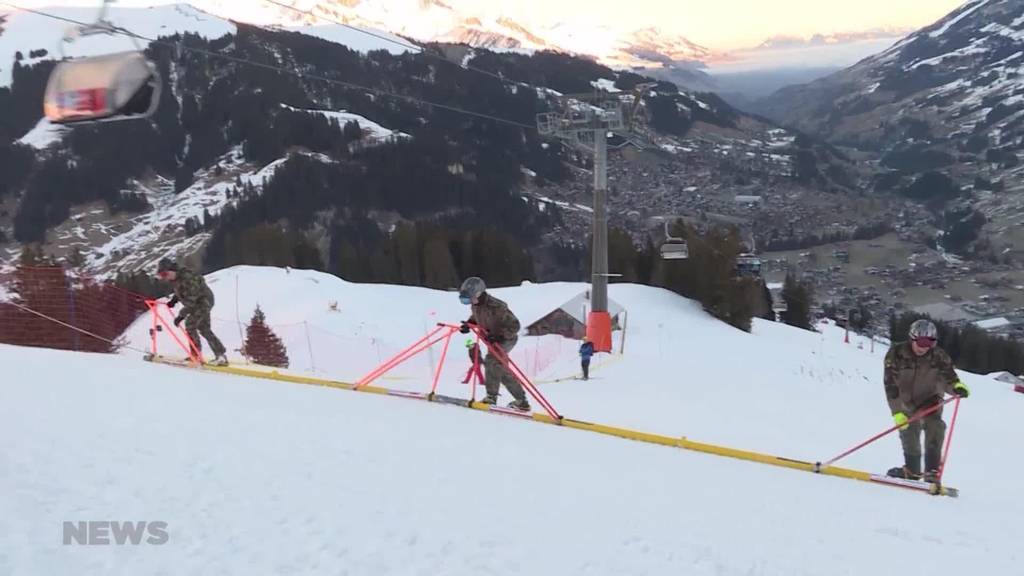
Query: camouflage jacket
468,293,520,343
883,342,959,415
172,267,215,318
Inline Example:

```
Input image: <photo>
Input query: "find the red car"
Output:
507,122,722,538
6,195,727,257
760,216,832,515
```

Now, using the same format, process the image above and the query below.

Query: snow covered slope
123,267,1021,480
5,267,1023,574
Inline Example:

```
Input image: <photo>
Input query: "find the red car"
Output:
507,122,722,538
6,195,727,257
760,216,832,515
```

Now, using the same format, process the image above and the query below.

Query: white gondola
42,1,161,125
660,220,689,260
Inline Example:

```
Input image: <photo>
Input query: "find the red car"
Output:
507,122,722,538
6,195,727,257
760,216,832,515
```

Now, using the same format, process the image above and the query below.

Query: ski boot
480,395,498,405
923,453,941,484
886,466,923,481
209,355,229,367
508,398,531,412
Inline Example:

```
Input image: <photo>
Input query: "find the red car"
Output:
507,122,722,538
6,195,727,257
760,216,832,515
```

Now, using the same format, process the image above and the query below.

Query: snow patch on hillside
281,104,411,144
14,118,65,149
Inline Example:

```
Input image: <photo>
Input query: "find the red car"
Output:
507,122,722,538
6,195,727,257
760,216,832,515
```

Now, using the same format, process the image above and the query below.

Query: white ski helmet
908,319,938,342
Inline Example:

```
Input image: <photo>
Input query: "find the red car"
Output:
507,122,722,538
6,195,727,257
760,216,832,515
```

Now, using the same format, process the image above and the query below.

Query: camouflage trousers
185,304,226,358
483,337,526,402
899,409,946,473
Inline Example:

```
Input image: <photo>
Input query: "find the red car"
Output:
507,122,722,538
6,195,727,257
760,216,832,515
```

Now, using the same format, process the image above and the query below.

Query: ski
475,403,533,419
869,474,959,498
431,394,471,407
144,354,230,369
384,390,429,400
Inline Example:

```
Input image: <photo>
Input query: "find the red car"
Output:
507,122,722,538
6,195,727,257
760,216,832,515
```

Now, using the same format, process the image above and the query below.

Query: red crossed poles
354,322,562,421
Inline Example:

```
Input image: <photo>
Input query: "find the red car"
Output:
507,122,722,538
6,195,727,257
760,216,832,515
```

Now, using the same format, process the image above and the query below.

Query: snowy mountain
752,0,1024,256
4,265,1023,574
193,0,717,69
1,1,827,281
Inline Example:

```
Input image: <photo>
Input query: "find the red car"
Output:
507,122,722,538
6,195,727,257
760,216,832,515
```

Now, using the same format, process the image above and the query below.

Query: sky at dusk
448,0,968,48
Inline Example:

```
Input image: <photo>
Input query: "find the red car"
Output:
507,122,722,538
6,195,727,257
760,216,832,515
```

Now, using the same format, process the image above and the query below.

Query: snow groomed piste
143,300,960,499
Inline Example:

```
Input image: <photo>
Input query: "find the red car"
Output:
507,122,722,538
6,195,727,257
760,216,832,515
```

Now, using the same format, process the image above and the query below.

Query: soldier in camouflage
157,259,228,366
458,277,530,411
883,319,969,482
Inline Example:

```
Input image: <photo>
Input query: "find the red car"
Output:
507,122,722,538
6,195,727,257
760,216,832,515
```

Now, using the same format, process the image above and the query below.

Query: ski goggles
913,336,937,349
459,294,472,305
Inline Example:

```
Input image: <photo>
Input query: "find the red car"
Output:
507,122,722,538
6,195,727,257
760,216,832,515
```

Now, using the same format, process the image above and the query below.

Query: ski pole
936,396,962,485
816,396,957,471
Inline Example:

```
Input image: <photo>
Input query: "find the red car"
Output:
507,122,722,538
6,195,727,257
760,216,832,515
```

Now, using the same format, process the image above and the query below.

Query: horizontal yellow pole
151,357,958,498
204,364,354,391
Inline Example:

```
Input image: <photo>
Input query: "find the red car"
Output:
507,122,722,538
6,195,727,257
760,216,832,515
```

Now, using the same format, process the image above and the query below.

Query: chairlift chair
660,220,689,260
42,1,161,125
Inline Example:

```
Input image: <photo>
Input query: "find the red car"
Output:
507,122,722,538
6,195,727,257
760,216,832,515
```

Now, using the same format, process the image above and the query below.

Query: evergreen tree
780,273,813,330
759,280,775,321
243,305,289,368
607,227,639,283
393,222,421,286
421,229,459,289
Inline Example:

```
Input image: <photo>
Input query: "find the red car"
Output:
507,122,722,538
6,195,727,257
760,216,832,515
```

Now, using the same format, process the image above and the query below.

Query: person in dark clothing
579,337,595,380
883,319,969,482
156,258,228,366
458,276,529,411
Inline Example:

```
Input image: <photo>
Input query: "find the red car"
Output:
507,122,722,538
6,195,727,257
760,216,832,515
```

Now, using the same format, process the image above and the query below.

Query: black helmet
156,258,178,274
459,277,486,305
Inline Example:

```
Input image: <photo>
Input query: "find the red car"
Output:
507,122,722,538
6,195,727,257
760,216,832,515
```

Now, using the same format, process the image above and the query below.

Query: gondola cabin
736,253,762,276
44,51,161,125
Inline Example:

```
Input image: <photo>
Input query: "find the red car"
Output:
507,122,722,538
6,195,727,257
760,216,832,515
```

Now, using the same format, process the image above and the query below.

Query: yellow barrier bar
149,357,958,498
203,364,355,391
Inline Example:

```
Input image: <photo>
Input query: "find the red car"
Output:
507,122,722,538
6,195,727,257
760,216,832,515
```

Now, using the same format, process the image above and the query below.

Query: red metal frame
145,299,204,364
355,325,452,389
353,322,562,421
430,330,455,395
936,396,962,484
817,396,957,471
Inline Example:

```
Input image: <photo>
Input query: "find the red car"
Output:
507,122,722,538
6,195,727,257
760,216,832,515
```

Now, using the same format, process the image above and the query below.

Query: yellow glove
953,381,970,398
893,412,909,430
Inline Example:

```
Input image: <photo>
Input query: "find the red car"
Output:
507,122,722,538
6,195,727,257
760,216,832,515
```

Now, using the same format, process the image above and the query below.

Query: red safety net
0,265,149,353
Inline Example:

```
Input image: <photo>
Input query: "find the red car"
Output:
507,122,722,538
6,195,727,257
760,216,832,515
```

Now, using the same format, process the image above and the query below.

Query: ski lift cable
1,2,537,131
260,0,512,86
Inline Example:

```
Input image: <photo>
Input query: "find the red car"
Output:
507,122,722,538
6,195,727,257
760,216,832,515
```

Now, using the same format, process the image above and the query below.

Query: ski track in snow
3,267,1023,574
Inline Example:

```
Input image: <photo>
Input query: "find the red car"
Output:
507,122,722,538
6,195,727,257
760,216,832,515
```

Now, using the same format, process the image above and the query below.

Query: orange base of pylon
587,311,612,353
